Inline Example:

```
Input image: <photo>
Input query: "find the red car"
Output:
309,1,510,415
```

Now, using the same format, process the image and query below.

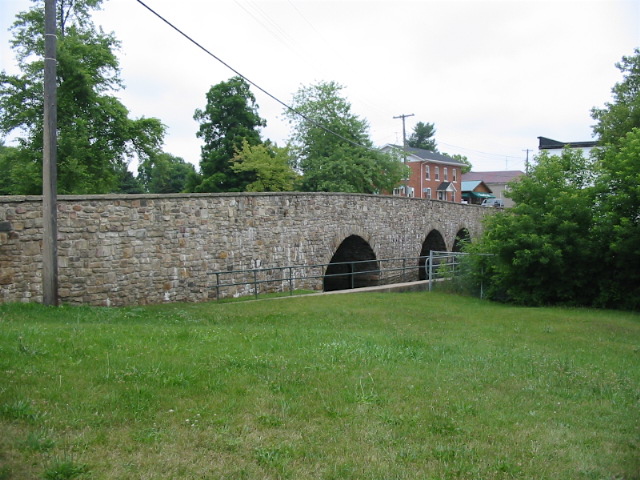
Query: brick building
381,145,466,202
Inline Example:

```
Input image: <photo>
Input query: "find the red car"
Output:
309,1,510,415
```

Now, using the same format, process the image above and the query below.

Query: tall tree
284,80,408,193
0,0,165,194
193,76,266,192
592,128,640,309
591,48,640,147
589,49,640,309
407,121,438,152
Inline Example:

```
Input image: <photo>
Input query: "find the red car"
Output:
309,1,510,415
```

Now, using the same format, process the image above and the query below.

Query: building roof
461,180,492,193
538,136,599,150
381,144,466,166
437,182,456,191
462,171,525,184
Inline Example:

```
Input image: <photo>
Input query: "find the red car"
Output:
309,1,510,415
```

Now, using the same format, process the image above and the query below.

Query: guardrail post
428,250,434,292
253,270,259,300
288,267,293,295
350,263,355,289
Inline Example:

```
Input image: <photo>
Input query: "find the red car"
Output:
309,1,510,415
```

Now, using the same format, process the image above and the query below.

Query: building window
393,186,414,197
435,166,440,181
424,188,431,199
425,165,430,180
444,167,448,181
453,168,457,183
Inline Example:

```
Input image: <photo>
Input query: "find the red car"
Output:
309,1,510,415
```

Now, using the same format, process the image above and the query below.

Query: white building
537,136,598,157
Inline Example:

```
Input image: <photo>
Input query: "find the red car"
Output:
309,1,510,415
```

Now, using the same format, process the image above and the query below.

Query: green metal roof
462,191,495,199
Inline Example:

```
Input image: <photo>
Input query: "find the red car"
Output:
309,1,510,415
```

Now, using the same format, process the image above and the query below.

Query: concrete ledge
323,280,431,295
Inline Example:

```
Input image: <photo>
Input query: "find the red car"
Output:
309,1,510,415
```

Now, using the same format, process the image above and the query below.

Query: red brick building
381,145,466,202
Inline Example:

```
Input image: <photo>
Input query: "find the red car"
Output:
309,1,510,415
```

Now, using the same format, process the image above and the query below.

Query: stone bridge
0,192,492,306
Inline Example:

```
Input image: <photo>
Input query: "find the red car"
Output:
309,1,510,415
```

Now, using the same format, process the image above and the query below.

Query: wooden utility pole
43,0,58,306
523,149,532,175
393,113,414,149
393,113,414,196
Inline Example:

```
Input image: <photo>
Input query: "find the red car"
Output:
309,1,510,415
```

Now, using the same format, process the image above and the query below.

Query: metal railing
208,252,470,301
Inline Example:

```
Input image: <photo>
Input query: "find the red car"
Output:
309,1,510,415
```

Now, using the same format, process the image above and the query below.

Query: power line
438,141,525,160
134,0,374,153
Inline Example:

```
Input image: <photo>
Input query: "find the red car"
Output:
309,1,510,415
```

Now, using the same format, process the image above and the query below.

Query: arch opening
453,228,471,252
323,235,379,291
418,230,447,280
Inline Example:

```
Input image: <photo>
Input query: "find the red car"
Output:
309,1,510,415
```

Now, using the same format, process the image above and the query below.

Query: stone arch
418,229,447,280
453,228,471,252
323,235,379,291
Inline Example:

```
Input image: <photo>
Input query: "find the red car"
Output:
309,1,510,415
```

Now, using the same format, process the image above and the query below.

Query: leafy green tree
0,0,165,194
230,140,298,192
447,153,472,174
138,153,196,193
591,128,640,309
407,121,438,152
469,149,598,306
588,49,640,309
284,80,408,193
591,48,640,147
461,50,640,310
193,76,266,192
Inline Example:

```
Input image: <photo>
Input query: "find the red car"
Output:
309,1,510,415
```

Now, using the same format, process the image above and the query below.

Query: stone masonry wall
0,193,490,306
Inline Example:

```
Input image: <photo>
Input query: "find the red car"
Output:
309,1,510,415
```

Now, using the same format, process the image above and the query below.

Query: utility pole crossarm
393,113,415,149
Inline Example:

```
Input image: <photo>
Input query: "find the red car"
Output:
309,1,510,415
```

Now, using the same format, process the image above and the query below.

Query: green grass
0,292,638,479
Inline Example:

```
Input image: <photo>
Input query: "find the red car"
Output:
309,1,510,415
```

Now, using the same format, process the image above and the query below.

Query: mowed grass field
0,292,638,479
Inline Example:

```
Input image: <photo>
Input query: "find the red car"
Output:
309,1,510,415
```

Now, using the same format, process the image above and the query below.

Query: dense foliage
0,0,165,194
407,121,438,151
284,81,408,193
470,49,640,310
192,76,266,193
230,140,298,192
138,153,196,194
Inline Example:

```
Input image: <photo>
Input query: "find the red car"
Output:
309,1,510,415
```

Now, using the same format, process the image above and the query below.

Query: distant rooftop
382,144,466,166
538,136,599,150
462,171,525,184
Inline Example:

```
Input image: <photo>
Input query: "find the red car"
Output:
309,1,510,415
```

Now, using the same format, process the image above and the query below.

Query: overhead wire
134,0,376,153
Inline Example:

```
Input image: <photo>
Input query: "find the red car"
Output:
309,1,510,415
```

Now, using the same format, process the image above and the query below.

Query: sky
1,0,639,173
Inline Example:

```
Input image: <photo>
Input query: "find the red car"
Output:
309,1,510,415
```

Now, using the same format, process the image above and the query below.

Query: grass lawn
0,292,638,479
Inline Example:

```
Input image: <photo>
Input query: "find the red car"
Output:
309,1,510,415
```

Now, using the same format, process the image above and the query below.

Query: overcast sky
1,0,639,172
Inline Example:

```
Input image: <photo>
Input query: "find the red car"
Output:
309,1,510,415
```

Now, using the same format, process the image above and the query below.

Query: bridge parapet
0,192,491,306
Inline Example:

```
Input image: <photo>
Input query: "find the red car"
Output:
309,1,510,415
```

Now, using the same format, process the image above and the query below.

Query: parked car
481,198,504,208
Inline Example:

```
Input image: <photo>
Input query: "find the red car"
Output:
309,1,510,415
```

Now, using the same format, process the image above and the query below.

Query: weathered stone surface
0,193,491,306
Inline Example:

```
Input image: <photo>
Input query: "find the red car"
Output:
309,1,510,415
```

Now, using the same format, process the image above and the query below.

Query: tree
0,0,165,194
138,153,196,193
591,48,640,147
592,129,640,309
407,121,438,152
463,50,640,310
193,76,266,192
469,149,598,306
284,80,408,193
588,49,640,309
230,140,298,192
447,153,472,174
